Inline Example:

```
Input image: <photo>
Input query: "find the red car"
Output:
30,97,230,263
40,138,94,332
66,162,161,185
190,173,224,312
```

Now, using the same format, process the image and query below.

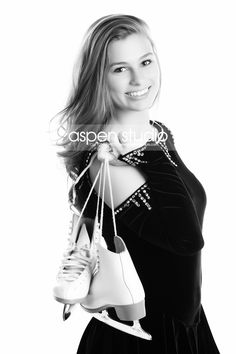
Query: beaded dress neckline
81,120,177,188
114,119,168,156
117,120,178,167
77,120,178,216
80,120,173,181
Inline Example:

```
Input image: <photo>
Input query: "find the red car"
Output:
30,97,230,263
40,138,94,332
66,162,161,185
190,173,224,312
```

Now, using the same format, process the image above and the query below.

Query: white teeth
127,87,149,97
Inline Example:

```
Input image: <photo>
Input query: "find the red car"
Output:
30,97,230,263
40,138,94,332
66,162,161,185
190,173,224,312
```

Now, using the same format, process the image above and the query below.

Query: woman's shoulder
152,120,175,146
88,148,147,209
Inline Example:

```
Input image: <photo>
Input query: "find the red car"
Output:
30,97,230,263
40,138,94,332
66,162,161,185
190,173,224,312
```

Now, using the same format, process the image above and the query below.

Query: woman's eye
143,59,152,66
113,67,126,73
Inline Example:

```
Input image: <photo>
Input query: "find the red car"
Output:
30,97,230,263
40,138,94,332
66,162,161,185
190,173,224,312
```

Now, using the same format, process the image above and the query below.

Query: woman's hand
97,132,128,166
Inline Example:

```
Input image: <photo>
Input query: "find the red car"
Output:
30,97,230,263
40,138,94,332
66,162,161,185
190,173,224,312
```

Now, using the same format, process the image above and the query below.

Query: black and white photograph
1,1,236,353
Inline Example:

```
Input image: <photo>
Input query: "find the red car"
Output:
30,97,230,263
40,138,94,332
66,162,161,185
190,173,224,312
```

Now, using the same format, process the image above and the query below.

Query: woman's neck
108,110,151,131
106,110,156,146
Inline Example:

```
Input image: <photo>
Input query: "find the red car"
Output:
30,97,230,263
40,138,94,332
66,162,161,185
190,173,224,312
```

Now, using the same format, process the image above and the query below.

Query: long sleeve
115,142,204,256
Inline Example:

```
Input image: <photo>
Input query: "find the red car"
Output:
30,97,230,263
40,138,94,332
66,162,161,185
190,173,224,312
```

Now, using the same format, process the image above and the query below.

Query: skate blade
63,304,76,321
92,311,152,341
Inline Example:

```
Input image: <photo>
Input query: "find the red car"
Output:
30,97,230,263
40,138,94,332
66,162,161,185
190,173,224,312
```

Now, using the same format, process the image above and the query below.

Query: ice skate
80,151,152,340
53,153,102,315
80,235,152,340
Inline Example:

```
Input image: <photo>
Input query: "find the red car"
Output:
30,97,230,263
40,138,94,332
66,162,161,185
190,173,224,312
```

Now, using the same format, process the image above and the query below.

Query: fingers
97,142,117,162
109,132,126,156
96,132,129,166
117,131,127,145
96,127,133,163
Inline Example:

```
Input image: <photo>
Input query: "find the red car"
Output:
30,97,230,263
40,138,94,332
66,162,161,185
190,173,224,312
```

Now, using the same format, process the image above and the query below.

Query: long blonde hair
50,14,161,179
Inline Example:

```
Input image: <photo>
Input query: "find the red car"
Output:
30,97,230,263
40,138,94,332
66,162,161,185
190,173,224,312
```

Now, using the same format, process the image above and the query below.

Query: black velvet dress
73,120,220,354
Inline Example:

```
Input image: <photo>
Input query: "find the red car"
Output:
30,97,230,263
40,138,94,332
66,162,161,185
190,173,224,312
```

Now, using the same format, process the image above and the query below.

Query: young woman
54,14,220,354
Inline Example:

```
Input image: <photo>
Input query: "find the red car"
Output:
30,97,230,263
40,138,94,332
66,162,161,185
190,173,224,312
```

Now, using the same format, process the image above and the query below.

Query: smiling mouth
126,86,151,97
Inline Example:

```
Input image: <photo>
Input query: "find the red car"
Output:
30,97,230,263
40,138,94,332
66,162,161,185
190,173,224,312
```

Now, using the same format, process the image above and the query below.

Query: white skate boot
81,235,152,340
53,214,95,304
53,153,102,320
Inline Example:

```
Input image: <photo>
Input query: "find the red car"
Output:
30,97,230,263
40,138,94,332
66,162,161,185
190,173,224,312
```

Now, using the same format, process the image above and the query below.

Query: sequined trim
114,182,152,215
85,146,97,167
154,121,177,166
120,144,148,166
84,146,99,194
156,120,175,146
119,121,178,167
159,141,178,167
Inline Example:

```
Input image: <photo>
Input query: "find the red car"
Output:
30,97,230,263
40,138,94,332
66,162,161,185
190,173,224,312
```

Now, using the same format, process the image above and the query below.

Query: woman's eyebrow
109,52,154,68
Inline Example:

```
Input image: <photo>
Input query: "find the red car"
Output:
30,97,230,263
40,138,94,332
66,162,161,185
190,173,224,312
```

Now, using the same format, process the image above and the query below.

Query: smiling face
106,33,160,114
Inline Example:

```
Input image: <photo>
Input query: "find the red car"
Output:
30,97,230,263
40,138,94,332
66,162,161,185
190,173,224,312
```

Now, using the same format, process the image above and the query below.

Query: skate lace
58,242,92,282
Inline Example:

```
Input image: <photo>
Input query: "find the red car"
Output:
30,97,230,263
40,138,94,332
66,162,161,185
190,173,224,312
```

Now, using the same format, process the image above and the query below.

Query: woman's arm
89,155,147,209
89,153,204,256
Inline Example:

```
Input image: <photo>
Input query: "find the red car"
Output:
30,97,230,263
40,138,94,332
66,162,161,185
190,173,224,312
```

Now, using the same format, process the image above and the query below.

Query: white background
1,1,235,353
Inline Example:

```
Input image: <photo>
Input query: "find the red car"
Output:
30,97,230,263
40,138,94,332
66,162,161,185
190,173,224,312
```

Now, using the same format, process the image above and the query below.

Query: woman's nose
129,68,143,86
